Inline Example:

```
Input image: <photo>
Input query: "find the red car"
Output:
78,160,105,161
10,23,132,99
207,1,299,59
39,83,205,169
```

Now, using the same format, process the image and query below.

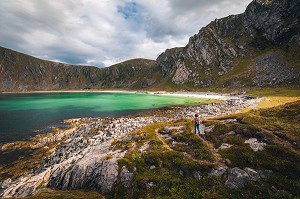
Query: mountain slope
0,47,157,91
155,0,300,89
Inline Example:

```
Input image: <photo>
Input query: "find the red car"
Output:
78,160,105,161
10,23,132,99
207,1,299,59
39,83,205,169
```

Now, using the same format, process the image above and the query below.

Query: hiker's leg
197,124,200,134
194,124,197,134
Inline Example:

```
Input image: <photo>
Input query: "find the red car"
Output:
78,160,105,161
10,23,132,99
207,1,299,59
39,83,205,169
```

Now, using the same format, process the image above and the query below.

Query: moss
102,154,113,160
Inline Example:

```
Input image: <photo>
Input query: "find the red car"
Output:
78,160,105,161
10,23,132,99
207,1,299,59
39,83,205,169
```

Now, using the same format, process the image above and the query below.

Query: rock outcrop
155,0,300,88
225,167,250,189
225,167,273,189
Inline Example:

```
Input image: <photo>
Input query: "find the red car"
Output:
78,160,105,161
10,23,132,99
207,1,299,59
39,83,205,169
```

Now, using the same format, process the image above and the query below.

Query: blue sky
0,0,252,67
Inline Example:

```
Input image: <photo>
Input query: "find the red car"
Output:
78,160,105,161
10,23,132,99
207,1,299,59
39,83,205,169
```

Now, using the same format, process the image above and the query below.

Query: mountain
155,0,300,89
0,47,157,91
0,0,299,92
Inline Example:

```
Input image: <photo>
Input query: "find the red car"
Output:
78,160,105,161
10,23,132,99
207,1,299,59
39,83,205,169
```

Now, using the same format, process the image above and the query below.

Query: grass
25,189,105,199
204,100,300,197
16,99,300,198
109,119,218,199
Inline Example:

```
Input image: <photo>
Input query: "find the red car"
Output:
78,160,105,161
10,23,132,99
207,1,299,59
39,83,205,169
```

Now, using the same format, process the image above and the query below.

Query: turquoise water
0,92,206,144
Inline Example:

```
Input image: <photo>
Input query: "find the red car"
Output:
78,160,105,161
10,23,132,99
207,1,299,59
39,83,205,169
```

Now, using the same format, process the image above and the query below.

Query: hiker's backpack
194,117,200,124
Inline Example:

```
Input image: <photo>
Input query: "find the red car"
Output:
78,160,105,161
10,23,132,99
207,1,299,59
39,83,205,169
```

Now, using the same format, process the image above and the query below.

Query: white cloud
0,0,252,67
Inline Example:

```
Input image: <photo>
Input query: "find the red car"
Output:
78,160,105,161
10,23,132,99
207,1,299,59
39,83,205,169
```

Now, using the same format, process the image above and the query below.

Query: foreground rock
225,167,250,189
245,138,267,152
225,167,273,189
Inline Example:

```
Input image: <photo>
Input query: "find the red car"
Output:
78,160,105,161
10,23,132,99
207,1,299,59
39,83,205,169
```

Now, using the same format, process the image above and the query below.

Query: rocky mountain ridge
0,0,299,92
156,0,300,88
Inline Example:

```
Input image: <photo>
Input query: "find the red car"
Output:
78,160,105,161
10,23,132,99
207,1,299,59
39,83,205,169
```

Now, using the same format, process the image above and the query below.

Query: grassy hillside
106,101,300,198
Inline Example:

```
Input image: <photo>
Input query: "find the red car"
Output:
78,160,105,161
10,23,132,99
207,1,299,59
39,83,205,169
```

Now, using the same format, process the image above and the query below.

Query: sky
0,0,252,67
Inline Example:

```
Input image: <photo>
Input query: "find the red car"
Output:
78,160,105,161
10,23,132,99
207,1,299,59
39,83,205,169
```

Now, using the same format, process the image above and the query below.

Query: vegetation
26,189,105,199
106,97,300,198
207,100,300,197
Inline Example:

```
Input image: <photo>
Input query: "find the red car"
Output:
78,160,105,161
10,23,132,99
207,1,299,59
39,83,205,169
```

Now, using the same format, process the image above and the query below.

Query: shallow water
0,92,208,144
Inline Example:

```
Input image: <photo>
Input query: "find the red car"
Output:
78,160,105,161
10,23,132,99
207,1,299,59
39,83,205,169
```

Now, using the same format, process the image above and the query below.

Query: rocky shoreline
0,94,259,198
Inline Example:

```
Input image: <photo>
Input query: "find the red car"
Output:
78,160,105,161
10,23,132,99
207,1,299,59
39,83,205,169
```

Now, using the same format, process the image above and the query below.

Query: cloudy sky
0,0,252,67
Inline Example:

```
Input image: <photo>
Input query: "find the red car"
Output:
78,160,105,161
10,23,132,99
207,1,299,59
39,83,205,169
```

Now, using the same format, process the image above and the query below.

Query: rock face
47,142,122,193
155,0,300,88
0,116,167,198
252,54,299,86
243,0,300,45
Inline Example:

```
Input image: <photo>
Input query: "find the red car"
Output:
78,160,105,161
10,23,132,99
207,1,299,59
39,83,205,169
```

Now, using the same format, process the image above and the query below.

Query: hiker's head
195,114,198,117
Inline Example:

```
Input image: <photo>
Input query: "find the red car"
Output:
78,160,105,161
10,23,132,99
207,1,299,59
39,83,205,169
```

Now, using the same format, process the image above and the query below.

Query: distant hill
0,47,157,91
0,0,299,92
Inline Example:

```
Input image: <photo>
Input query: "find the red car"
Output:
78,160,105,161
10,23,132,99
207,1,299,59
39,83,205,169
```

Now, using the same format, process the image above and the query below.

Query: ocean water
0,92,208,144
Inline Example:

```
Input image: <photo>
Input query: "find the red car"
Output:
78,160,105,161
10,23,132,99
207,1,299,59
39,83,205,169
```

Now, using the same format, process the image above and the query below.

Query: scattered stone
224,159,231,166
244,167,260,181
226,131,236,136
122,136,133,142
179,170,184,176
146,182,155,189
205,125,215,133
225,167,250,189
258,170,273,179
150,165,156,170
209,167,227,177
217,143,233,151
193,171,202,180
245,138,266,151
139,141,149,153
163,126,171,133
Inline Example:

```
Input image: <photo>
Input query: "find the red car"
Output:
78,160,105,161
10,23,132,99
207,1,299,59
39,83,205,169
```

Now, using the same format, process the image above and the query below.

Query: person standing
194,114,201,135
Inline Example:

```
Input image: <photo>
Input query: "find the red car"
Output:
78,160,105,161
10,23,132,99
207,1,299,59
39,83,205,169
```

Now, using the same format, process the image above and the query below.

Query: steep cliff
155,0,300,88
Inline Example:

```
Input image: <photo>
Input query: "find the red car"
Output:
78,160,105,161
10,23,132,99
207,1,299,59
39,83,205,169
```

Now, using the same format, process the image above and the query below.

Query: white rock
245,138,266,151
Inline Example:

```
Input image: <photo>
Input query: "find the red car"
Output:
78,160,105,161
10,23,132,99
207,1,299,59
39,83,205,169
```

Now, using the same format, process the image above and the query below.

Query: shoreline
1,90,242,100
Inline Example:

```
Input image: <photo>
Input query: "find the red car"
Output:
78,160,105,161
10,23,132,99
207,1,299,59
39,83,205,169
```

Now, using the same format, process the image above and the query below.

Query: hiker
194,114,201,135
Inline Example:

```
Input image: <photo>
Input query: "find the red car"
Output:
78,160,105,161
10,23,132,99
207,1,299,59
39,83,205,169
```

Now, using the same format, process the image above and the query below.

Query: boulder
244,167,260,181
217,143,233,151
225,167,250,189
245,138,266,151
